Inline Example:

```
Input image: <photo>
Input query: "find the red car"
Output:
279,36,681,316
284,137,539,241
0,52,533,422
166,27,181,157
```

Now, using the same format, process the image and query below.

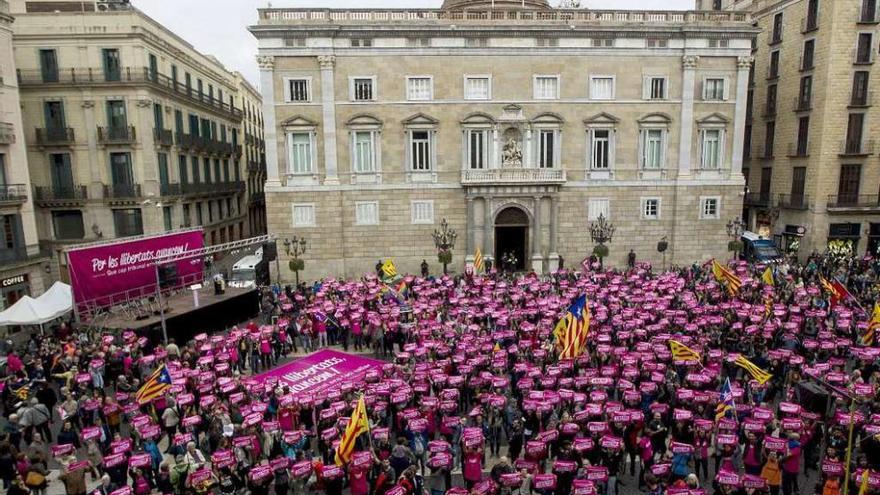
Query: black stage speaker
799,382,830,417
158,264,178,289
262,241,277,262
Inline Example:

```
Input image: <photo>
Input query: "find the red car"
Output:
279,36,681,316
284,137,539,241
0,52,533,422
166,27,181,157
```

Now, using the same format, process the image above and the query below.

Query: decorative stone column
257,55,281,188
483,197,494,259
531,196,544,274
318,55,340,185
548,195,560,270
678,55,699,177
731,56,754,176
465,197,475,264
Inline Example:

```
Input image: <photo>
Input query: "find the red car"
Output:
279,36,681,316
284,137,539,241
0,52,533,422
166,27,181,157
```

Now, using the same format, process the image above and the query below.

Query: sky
132,0,695,87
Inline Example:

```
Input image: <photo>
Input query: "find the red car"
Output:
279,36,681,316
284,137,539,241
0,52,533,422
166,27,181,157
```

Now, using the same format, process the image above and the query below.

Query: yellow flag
381,259,397,278
474,248,484,273
734,355,773,385
669,340,701,363
335,397,370,466
761,267,774,286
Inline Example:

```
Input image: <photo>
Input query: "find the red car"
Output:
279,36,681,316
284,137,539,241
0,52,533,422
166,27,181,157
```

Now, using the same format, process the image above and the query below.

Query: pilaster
731,56,753,176
678,55,699,177
257,55,281,188
318,55,340,185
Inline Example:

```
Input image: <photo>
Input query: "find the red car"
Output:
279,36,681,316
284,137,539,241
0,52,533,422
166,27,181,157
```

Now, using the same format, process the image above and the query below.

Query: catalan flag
712,260,742,296
761,267,774,286
335,396,370,466
669,339,701,363
381,259,397,279
715,378,736,422
820,275,852,309
135,365,172,405
863,302,880,347
734,355,773,385
474,248,484,273
553,295,590,360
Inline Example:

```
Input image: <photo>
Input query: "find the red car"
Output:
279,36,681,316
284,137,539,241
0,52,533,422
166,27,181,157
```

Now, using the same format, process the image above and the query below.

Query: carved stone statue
502,137,523,166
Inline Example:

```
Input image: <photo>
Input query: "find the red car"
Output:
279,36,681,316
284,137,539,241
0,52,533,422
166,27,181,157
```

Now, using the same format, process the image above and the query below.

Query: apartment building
9,0,248,280
0,0,48,309
234,72,267,236
711,0,880,257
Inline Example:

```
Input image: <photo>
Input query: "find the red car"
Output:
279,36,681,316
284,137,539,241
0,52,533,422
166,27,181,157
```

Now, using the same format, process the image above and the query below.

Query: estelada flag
761,267,774,286
335,396,370,466
381,260,397,278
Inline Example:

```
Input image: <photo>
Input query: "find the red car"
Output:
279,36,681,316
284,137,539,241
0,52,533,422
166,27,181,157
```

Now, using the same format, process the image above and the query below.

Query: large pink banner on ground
67,229,205,315
252,350,385,397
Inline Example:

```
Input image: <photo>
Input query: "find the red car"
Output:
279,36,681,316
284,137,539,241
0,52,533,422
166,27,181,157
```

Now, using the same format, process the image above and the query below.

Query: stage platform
98,286,260,342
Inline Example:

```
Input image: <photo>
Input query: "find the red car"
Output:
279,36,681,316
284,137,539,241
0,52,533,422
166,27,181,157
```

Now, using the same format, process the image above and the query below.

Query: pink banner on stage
66,229,204,316
252,350,385,397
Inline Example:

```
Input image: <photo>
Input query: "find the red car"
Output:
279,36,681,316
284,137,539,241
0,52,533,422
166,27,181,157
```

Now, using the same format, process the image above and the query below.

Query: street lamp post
726,218,746,260
589,213,615,269
284,236,308,286
431,218,458,275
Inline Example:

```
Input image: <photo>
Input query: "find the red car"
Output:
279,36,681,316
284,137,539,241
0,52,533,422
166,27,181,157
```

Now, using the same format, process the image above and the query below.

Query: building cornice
250,25,760,40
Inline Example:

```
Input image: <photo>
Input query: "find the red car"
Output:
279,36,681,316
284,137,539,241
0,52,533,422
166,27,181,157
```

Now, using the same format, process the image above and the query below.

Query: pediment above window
696,112,731,126
346,113,383,129
281,115,318,129
531,112,564,125
583,112,620,126
402,112,439,128
638,112,673,125
461,112,496,125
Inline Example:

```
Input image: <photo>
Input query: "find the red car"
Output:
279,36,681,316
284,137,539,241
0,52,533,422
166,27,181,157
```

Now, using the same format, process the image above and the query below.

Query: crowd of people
1,253,880,495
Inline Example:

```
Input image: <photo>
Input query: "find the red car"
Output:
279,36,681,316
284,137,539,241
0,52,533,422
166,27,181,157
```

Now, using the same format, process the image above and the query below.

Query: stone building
711,0,880,257
251,0,758,281
234,72,267,236
10,0,249,281
0,0,49,310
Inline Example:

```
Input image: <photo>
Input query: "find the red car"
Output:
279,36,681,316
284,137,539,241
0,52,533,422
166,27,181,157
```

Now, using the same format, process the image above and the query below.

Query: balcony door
838,164,862,205
39,49,58,83
106,100,127,129
102,48,121,82
50,153,74,196
110,153,134,195
43,101,65,131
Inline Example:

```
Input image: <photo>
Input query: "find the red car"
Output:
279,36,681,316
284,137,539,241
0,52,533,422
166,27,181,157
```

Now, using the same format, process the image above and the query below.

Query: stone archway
494,206,529,271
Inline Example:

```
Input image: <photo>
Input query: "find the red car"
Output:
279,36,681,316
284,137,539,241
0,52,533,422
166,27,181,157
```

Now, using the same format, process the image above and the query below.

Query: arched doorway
495,206,529,271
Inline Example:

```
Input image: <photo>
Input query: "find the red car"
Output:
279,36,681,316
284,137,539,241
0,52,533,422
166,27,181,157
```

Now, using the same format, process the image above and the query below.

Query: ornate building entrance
495,207,529,271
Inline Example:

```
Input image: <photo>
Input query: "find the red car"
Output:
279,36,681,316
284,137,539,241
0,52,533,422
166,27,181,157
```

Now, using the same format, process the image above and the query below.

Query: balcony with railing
827,194,880,212
153,128,174,147
97,125,136,145
0,122,15,144
16,67,242,120
103,183,143,200
0,184,28,205
793,96,811,112
461,168,566,185
33,185,88,206
35,127,74,146
778,194,810,210
839,139,875,157
160,183,182,196
176,132,198,151
257,8,751,25
181,180,245,196
744,192,772,208
851,90,874,108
